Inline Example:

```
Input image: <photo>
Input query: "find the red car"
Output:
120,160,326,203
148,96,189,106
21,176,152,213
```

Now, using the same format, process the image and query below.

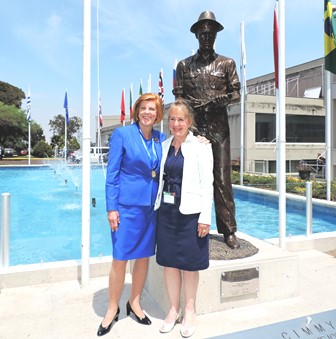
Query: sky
0,0,323,142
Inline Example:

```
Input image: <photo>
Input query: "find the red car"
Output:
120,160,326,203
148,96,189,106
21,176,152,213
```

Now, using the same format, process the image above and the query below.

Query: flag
129,84,133,121
324,0,336,74
64,91,69,126
139,80,143,96
120,89,125,124
158,69,164,105
98,94,103,128
173,59,177,89
26,89,31,122
273,1,279,88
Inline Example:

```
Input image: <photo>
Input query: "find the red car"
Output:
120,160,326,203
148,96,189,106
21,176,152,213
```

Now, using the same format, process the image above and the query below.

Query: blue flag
64,91,69,126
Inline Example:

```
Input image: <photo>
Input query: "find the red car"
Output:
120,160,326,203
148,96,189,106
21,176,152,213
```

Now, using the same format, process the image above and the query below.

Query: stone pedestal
145,232,299,315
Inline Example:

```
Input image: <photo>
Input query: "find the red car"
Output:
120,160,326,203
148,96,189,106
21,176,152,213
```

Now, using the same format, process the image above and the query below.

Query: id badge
163,191,175,204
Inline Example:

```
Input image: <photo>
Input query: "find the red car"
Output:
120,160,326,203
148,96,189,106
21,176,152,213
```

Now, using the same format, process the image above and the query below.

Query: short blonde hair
132,93,164,124
168,98,196,129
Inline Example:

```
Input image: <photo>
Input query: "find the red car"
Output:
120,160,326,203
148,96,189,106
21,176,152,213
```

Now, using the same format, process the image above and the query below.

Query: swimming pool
0,166,335,266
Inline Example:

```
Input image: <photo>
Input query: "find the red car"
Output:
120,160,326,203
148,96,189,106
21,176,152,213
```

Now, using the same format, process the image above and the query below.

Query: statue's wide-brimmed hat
190,11,224,33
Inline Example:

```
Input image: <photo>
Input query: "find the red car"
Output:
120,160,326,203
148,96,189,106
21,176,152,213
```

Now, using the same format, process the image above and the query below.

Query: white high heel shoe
180,324,195,338
159,312,180,333
180,313,196,338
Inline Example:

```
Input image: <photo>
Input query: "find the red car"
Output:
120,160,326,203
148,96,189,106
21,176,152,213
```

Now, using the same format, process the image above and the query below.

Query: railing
300,159,325,179
0,183,317,268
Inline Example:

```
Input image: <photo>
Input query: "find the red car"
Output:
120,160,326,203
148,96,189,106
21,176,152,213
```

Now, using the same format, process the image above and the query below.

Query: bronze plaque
220,267,259,301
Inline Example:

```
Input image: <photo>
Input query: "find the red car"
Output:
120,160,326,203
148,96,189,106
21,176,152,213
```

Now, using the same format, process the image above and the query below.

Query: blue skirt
111,204,157,260
156,200,209,271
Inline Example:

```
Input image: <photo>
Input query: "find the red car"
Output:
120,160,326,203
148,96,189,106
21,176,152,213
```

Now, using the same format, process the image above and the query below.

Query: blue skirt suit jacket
106,123,165,260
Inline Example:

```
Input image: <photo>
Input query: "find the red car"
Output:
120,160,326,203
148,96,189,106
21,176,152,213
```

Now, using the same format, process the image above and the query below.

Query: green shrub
32,140,53,158
231,171,336,201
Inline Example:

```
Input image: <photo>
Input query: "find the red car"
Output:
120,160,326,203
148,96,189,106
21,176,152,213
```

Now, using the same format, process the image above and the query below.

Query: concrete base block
145,232,299,315
0,256,118,288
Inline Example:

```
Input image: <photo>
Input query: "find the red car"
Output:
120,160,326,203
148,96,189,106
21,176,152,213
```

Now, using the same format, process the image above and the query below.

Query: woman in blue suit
97,93,165,336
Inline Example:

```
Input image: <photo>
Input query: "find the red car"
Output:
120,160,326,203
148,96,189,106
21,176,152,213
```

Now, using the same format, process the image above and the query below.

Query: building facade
98,57,335,179
228,57,335,179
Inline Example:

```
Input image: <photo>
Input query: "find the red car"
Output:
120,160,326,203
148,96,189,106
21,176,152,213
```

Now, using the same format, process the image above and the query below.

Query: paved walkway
1,249,336,339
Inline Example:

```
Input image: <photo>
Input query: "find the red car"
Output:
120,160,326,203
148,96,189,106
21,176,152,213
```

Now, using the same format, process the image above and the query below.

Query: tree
0,102,26,147
0,102,45,151
30,123,45,148
32,140,53,158
49,114,82,149
0,81,25,108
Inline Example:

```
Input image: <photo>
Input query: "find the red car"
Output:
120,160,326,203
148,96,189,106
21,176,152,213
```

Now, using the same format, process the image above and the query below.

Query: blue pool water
0,166,335,266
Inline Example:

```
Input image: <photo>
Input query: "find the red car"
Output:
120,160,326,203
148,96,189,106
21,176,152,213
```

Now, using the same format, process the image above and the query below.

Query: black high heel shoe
97,307,120,336
126,301,151,325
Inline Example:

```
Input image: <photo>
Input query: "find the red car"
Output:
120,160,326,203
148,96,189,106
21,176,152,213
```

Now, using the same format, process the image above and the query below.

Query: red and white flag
120,89,125,125
158,69,164,105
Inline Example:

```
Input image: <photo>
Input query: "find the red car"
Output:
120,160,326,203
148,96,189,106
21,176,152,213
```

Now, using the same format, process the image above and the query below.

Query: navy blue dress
156,146,209,271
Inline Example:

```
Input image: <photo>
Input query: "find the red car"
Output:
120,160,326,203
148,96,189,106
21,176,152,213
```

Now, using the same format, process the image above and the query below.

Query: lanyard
138,128,158,169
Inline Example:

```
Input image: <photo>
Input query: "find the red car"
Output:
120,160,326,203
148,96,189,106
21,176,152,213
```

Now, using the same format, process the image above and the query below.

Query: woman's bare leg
128,257,149,317
101,259,127,327
163,267,182,323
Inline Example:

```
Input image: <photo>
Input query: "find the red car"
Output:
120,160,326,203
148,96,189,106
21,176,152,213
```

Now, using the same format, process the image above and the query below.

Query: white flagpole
276,89,280,191
240,21,247,185
81,0,91,285
64,89,67,163
278,0,286,249
96,0,101,151
325,71,332,201
160,68,164,132
147,74,152,93
28,123,31,166
130,82,134,124
27,87,31,166
64,119,67,162
274,0,280,192
97,92,101,150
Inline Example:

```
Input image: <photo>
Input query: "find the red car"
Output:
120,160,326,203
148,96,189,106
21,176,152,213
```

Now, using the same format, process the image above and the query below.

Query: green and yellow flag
139,80,143,97
324,0,336,74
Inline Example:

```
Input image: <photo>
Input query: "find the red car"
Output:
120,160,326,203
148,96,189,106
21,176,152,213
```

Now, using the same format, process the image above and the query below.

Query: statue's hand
194,94,230,109
213,94,231,107
173,86,184,97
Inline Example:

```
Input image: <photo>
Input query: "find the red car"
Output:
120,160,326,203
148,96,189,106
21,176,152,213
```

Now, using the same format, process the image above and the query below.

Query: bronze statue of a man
174,11,241,249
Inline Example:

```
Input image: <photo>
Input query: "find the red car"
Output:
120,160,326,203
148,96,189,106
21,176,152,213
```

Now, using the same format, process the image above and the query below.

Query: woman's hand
107,210,120,232
197,223,210,238
196,135,210,144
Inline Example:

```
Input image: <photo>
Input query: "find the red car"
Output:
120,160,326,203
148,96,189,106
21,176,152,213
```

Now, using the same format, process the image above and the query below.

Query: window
286,115,324,142
256,113,325,143
255,114,276,142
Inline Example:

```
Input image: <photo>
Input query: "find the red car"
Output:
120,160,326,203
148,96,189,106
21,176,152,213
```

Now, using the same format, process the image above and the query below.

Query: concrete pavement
1,247,336,339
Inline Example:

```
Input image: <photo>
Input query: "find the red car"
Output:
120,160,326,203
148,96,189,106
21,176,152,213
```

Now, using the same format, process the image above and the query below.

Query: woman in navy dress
97,93,165,336
154,99,214,338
